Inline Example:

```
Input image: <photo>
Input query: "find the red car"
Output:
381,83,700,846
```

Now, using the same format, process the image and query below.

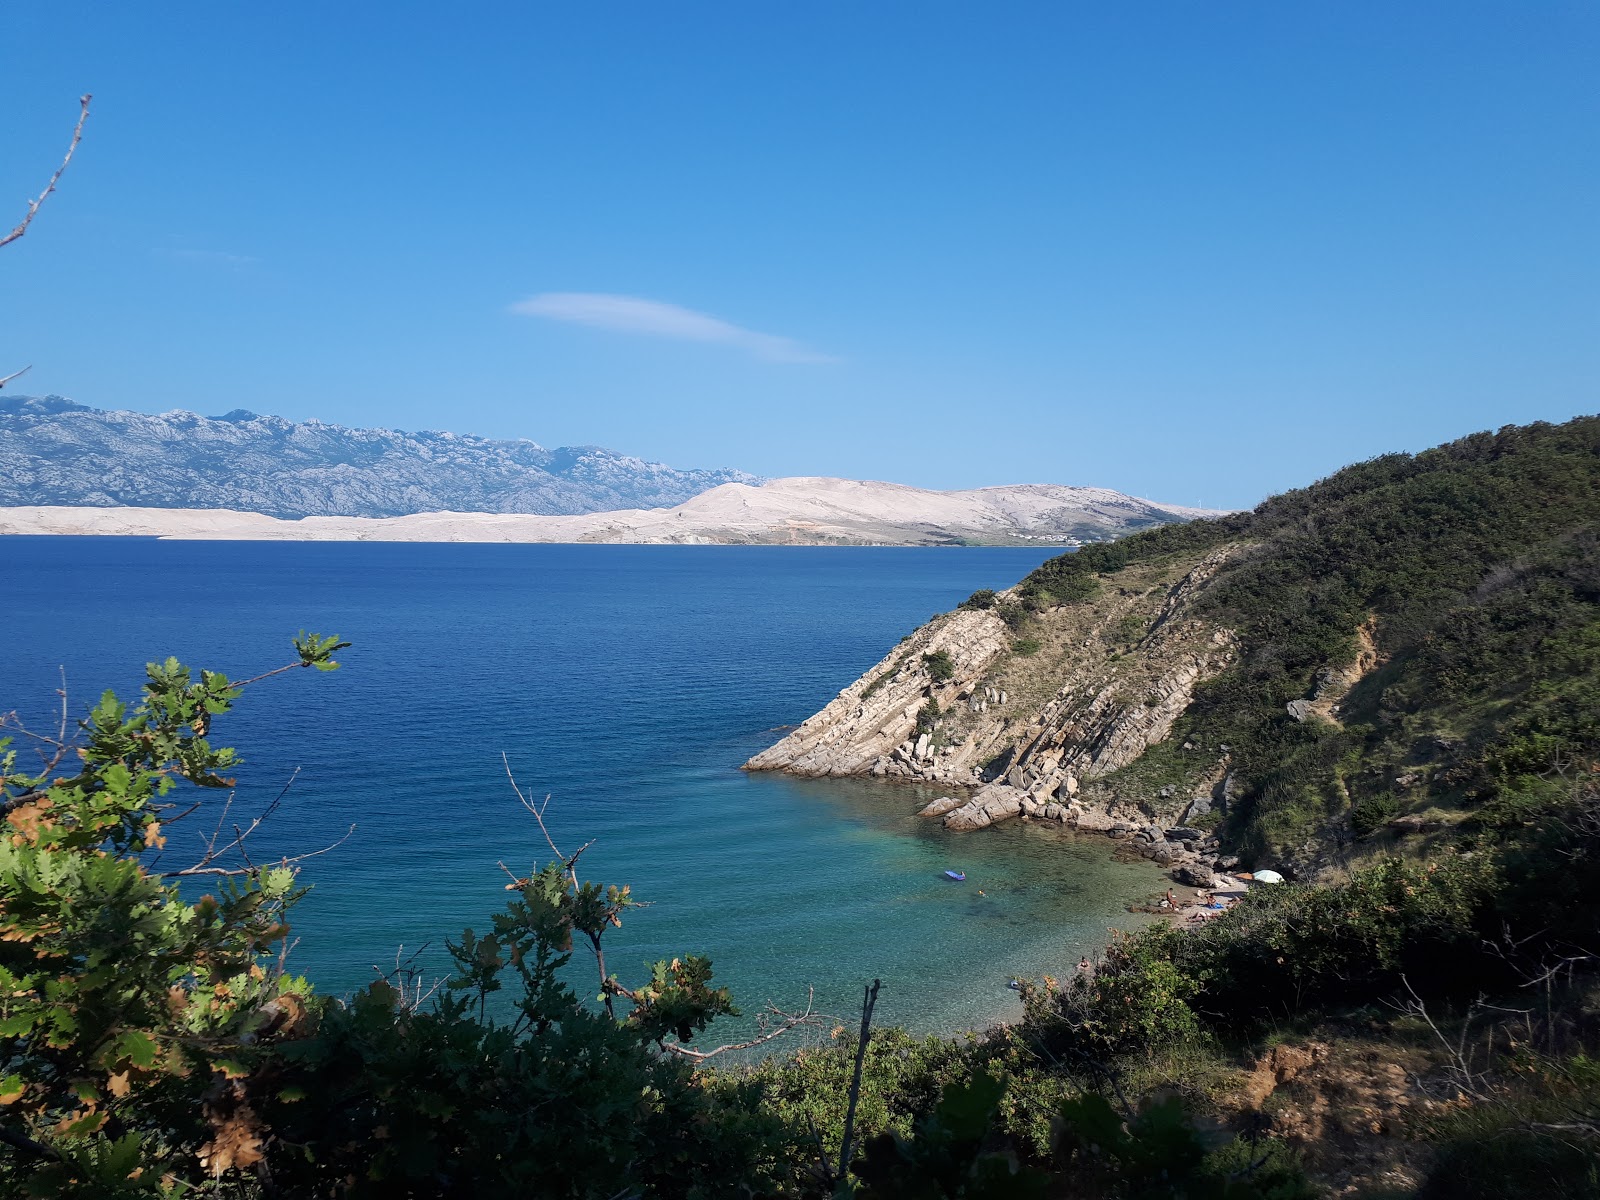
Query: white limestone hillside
0,478,1223,545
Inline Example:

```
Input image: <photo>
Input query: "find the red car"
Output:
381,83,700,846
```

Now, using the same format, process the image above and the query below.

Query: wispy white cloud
510,292,835,363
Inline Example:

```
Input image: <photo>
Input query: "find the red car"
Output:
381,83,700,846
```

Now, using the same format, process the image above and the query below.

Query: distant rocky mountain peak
0,396,760,519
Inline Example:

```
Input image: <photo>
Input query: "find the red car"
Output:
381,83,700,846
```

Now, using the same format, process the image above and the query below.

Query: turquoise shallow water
3,539,1163,1040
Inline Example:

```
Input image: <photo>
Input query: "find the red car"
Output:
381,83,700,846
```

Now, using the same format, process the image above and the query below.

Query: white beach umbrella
1251,869,1285,884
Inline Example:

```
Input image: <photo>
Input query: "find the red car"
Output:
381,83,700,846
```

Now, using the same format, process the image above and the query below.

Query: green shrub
1014,417,1600,861
1166,856,1496,1022
1047,574,1102,606
1016,854,1505,1063
861,670,890,699
745,1027,967,1163
1019,926,1202,1060
958,589,997,611
1114,613,1147,643
998,600,1029,631
1420,1055,1600,1199
793,1023,1300,1190
1350,791,1401,836
1013,637,1041,657
922,650,955,682
0,638,795,1197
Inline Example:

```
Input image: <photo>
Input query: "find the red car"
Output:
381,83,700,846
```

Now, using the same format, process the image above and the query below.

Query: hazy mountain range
0,396,1219,544
0,395,757,518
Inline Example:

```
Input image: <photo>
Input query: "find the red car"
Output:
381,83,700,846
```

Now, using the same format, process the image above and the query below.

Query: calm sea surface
3,539,1162,1040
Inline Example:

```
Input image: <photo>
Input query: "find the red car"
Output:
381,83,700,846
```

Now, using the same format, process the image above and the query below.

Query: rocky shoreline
745,546,1255,890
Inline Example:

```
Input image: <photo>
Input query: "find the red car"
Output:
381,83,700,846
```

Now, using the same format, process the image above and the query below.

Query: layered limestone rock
743,603,1014,780
746,546,1244,835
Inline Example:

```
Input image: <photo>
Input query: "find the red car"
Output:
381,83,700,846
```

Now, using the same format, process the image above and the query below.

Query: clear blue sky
3,2,1595,510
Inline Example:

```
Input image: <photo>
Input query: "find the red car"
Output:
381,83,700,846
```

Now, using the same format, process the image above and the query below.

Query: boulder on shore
942,783,1027,831
1072,809,1117,832
1173,863,1217,888
916,795,966,819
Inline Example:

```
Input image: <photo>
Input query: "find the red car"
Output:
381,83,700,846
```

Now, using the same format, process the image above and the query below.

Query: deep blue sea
3,539,1162,1041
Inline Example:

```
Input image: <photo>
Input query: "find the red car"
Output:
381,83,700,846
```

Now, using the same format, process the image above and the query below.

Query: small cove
3,539,1166,1040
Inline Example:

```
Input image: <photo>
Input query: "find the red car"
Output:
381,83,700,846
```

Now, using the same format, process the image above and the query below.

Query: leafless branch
230,658,336,690
502,753,575,875
54,666,67,748
838,979,882,1180
152,766,355,877
656,989,822,1063
203,791,238,862
162,769,302,876
276,934,301,979
374,943,444,1013
1484,925,1596,992
501,761,622,1014
1390,975,1528,1102
0,1120,63,1163
165,825,355,878
1,94,91,251
0,698,73,778
804,1114,837,1191
153,799,203,826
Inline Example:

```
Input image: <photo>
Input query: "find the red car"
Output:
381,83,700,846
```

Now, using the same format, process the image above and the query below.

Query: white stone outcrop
746,546,1245,834
942,783,1028,831
743,604,1013,777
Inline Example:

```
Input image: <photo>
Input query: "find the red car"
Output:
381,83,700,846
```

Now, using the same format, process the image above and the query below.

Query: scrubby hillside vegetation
1013,415,1600,871
3,416,1599,1197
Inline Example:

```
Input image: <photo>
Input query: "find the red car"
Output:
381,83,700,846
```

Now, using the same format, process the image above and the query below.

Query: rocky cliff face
746,546,1243,862
0,396,757,518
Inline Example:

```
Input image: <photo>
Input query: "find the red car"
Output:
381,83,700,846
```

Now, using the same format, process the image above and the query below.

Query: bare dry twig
504,756,630,1016
152,768,356,879
501,752,592,883
1,94,91,251
838,978,882,1180
1391,974,1532,1102
373,943,444,1013
656,989,821,1062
